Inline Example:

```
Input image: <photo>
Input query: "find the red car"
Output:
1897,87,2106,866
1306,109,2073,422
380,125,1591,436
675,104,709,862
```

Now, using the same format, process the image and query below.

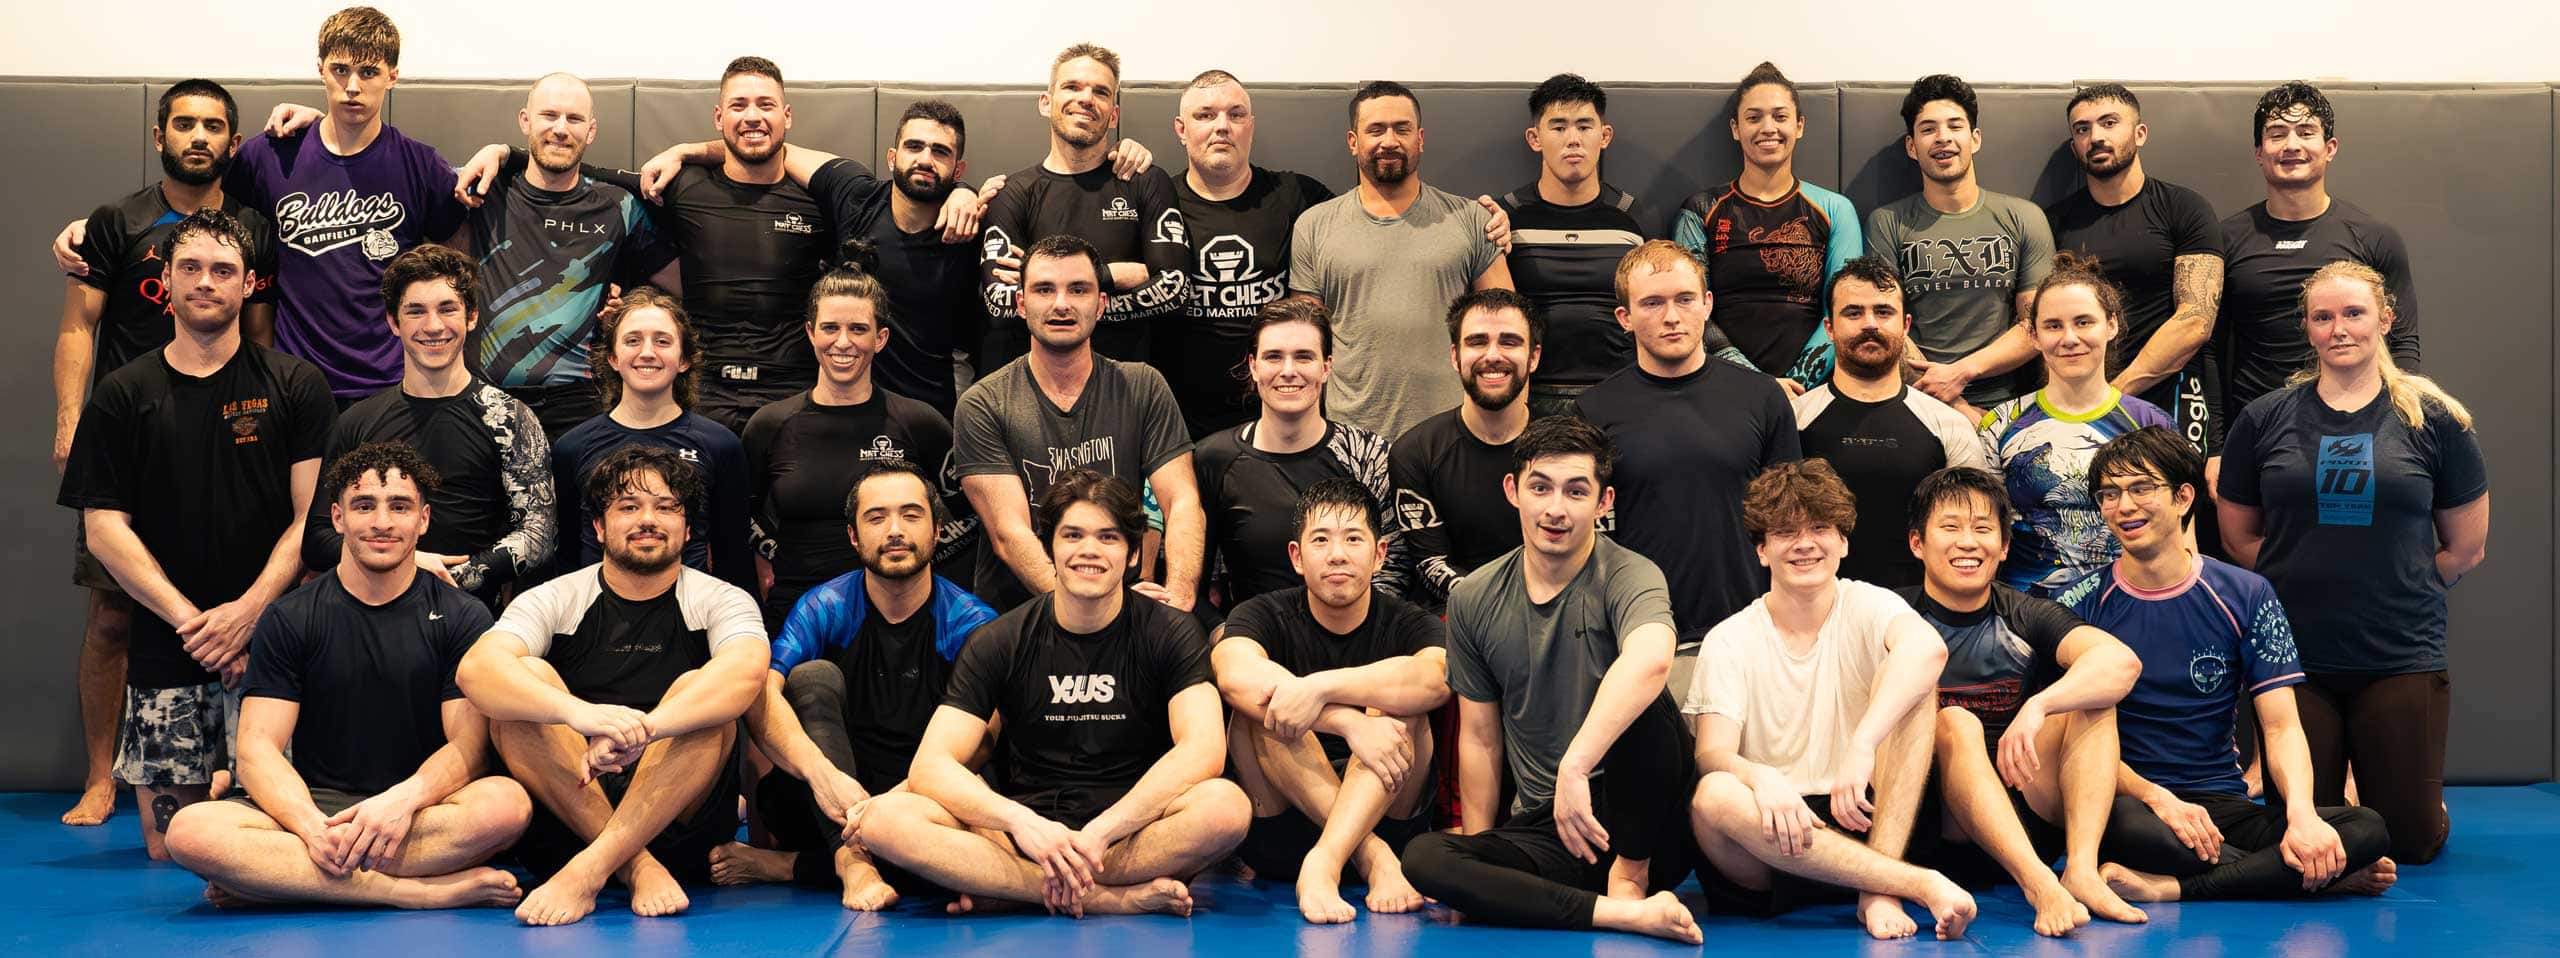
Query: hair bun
835,238,882,275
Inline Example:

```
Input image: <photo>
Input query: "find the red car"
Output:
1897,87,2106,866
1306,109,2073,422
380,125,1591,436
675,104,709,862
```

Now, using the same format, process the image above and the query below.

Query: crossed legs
1228,710,1433,922
164,779,531,909
858,779,1251,917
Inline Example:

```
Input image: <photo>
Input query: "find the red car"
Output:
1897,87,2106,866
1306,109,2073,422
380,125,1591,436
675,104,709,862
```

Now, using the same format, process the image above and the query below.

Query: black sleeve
1122,169,1192,321
942,618,1014,719
1295,173,1337,210
58,379,135,511
2426,406,2490,509
283,361,338,462
1150,603,1216,692
1391,598,1448,654
2168,187,2221,259
2216,397,2269,507
2363,221,2422,373
708,432,757,593
547,434,586,581
1220,593,1284,649
439,593,498,700
740,404,783,561
808,158,881,227
1191,440,1231,594
1760,377,1804,465
73,203,120,288
301,417,362,571
1385,433,1456,604
977,182,1033,320
238,602,307,703
2005,588,2089,658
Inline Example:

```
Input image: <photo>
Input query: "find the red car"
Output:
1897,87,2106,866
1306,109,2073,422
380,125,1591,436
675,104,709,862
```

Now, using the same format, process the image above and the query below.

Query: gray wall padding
0,76,2552,788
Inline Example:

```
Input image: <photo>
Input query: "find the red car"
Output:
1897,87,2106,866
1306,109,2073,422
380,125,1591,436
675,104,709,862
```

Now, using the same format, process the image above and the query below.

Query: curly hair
325,440,443,503
590,287,701,410
1743,459,1859,542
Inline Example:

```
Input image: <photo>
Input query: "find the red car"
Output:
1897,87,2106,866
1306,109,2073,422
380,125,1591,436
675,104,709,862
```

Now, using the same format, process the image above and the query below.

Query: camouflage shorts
70,521,123,593
114,682,238,787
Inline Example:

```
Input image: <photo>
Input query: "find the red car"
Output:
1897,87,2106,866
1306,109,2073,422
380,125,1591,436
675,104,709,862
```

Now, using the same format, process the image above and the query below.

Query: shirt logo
2189,649,2231,695
1048,673,1118,704
1896,234,2018,292
1101,197,1138,222
1153,207,1185,243
981,226,1013,263
677,448,702,463
773,213,816,235
274,189,408,258
1393,488,1442,531
221,397,269,445
2275,239,2309,251
1201,234,1257,282
2315,432,2376,526
861,436,906,462
427,611,445,621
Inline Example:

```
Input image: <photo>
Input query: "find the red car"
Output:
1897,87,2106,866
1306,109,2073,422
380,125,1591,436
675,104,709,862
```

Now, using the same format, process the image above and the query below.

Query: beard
893,163,953,202
724,127,782,165
531,138,584,175
1460,358,1523,409
1834,330,1902,380
2078,142,2137,178
1051,112,1106,149
860,538,928,579
603,529,680,575
1360,151,1412,185
159,143,229,186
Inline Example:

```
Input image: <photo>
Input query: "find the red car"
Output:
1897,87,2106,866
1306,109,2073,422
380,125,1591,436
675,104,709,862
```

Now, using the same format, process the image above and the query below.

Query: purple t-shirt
227,126,464,397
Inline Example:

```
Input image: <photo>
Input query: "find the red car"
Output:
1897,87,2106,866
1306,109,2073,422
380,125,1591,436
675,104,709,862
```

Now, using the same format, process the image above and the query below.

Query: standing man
52,79,277,827
1385,290,1543,610
2218,81,2420,414
58,209,335,859
1792,257,1989,590
1498,74,1651,417
1292,81,1514,440
1869,74,2056,411
955,236,1201,611
978,43,1192,368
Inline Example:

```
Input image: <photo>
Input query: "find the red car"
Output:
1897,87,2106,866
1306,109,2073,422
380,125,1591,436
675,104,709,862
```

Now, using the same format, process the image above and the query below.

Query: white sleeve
1688,626,1750,718
682,569,770,654
1846,581,1920,661
1912,391,1995,471
490,575,578,657
1791,386,1831,430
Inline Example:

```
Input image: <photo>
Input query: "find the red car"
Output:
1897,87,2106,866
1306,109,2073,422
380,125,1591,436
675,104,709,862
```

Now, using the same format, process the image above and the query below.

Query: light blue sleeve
1804,182,1864,281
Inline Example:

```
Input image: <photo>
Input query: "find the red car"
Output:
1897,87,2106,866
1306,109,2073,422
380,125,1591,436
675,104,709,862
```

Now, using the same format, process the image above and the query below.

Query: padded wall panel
1118,83,1358,195
1697,84,1848,208
635,81,875,173
390,80,639,173
141,80,316,183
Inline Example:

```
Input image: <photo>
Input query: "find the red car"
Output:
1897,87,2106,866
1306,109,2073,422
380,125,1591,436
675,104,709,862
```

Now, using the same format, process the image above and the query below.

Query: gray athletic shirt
953,355,1191,604
1289,185,1500,439
1445,536,1676,813
1866,190,2055,406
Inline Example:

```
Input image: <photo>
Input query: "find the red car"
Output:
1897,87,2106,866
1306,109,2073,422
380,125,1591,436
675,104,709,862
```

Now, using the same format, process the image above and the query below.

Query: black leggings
757,660,894,889
2102,792,2388,900
1402,697,1695,929
2285,670,2451,864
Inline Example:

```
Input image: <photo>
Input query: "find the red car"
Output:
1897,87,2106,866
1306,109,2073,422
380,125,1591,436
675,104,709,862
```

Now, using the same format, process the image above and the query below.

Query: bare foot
945,893,977,915
2023,877,2092,937
1918,872,1977,941
2062,866,2148,923
944,893,1032,915
1627,891,1702,945
1085,878,1194,917
208,769,232,800
1860,893,1919,940
517,867,607,926
1295,868,1356,924
1362,858,1426,914
628,857,691,917
842,876,900,911
2326,857,2398,896
203,883,259,908
708,842,794,886
415,867,524,909
2100,862,2181,903
61,781,116,826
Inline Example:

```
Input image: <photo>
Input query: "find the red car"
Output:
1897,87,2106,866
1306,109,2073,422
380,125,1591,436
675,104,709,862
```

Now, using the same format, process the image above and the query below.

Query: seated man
1899,466,2147,934
1213,478,1449,923
1686,459,1976,941
1400,417,1700,945
457,444,770,926
2056,426,2395,901
859,470,1250,917
166,441,530,910
710,459,999,910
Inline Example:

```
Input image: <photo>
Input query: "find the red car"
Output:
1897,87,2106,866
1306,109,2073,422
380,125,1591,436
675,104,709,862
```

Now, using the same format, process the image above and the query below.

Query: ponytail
806,237,894,327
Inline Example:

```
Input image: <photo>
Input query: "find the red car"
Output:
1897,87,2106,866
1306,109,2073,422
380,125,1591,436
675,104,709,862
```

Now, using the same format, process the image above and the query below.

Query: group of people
44,4,2491,943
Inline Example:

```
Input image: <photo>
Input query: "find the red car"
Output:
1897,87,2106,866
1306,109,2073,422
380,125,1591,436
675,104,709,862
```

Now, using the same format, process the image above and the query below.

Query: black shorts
513,744,741,885
228,785,370,818
1007,784,1134,832
1236,807,1434,881
1919,772,2067,887
70,522,122,593
1699,789,1948,917
753,769,944,895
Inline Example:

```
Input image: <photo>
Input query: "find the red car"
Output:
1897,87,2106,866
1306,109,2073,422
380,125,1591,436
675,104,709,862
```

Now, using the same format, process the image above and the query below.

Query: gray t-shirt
1865,190,2055,406
1290,184,1501,439
1445,536,1677,813
953,355,1191,605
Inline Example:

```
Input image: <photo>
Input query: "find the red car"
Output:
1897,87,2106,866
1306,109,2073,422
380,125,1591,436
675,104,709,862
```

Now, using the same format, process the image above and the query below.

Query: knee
162,802,226,871
2337,806,2391,863
1398,832,1461,889
853,791,935,853
1689,771,1755,831
1188,778,1254,844
783,660,845,698
473,777,536,842
1935,707,1983,754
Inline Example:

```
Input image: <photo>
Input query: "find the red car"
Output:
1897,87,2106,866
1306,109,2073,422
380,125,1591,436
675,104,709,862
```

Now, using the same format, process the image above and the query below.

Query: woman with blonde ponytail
2215,259,2490,866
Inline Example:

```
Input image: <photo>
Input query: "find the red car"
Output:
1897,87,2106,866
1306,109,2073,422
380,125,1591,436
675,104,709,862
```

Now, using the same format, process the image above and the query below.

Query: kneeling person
1901,467,2146,934
715,459,999,909
1686,459,1977,941
458,445,771,926
1214,478,1448,923
167,442,531,910
860,470,1250,917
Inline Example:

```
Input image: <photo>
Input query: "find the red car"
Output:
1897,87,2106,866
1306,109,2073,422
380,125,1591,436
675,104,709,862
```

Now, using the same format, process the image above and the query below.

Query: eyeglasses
2094,480,2167,505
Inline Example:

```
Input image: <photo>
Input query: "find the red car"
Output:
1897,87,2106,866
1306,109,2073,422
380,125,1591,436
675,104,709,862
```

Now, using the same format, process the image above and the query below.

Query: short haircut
1905,466,2009,541
318,6,400,67
1250,295,1334,357
156,208,253,265
2086,425,2206,522
1034,468,1146,544
1529,73,1607,119
1732,61,1799,119
1613,239,1707,307
1349,80,1420,127
1053,43,1121,88
897,98,967,159
1511,415,1615,489
2029,250,2125,326
1826,254,1904,305
379,244,479,319
722,56,784,92
843,457,942,527
2067,82,2141,119
2253,80,2336,143
157,79,238,131
1023,233,1106,287
1188,69,1241,90
1900,73,1979,133
1743,459,1859,542
589,286,701,409
326,440,443,504
1291,477,1382,540
1444,288,1544,349
581,443,707,521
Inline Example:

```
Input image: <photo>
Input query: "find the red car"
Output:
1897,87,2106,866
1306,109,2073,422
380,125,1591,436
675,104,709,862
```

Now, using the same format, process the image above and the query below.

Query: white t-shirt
1686,579,1920,794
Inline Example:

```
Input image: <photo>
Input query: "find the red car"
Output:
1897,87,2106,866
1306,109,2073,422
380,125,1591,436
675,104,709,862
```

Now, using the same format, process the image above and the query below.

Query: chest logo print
1048,674,1118,704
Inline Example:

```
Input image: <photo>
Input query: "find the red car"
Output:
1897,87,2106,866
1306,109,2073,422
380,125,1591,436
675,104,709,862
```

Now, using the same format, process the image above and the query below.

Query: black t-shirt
58,346,335,688
304,380,554,601
1385,408,1526,609
72,186,277,383
943,593,1214,803
1496,183,1648,388
494,565,766,709
1792,385,1988,590
549,411,755,592
2218,384,2488,675
1575,360,1802,641
1192,420,1394,609
1221,588,1443,764
652,165,832,382
829,604,949,795
1168,167,1334,435
741,389,969,594
2217,199,2422,410
976,165,1192,366
808,159,976,415
1900,583,2081,740
2046,179,2221,383
242,572,492,794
